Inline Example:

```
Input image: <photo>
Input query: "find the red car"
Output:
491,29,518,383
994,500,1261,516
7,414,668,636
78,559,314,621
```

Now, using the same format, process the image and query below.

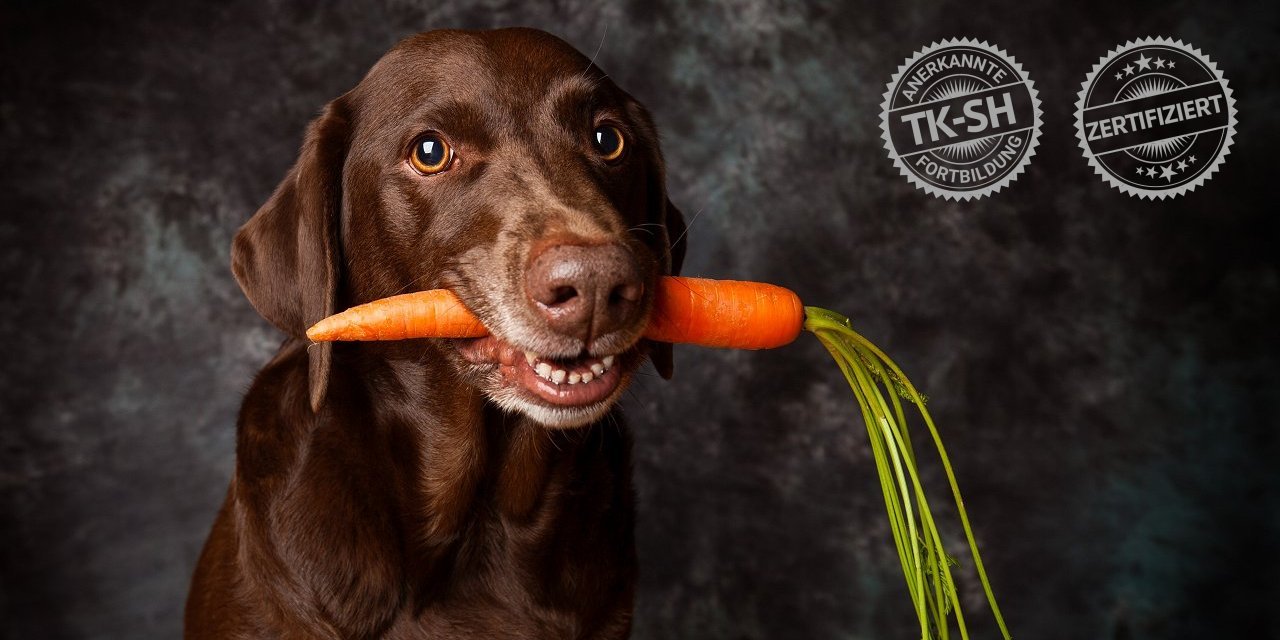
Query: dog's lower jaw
453,333,645,429
486,369,634,428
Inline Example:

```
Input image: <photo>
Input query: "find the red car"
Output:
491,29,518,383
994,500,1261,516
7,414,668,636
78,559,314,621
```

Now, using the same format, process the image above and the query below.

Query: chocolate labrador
185,28,686,639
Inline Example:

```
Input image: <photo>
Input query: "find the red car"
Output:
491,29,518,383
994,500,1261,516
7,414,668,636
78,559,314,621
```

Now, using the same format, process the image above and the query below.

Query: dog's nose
526,242,645,344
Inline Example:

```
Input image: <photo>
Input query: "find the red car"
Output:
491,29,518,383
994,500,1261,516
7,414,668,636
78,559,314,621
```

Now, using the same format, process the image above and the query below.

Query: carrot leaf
804,306,1010,640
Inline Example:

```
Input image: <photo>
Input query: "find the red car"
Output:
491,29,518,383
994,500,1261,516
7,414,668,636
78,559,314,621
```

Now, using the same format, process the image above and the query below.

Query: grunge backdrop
2,1,1277,638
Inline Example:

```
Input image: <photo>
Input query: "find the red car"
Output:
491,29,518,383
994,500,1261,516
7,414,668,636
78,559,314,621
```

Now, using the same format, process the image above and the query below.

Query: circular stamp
880,38,1042,201
1075,37,1236,199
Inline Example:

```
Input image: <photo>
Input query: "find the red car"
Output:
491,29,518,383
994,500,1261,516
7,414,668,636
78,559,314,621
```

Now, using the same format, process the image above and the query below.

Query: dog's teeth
524,351,536,366
536,362,552,379
568,372,581,384
581,372,593,383
551,369,567,384
602,355,615,369
590,363,604,376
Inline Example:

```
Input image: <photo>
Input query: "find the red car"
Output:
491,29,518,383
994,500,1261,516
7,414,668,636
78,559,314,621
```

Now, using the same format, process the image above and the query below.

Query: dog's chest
380,509,633,639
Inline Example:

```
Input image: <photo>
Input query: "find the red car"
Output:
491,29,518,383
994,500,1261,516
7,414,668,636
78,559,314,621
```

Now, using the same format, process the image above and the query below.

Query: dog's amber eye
410,134,453,175
592,125,625,162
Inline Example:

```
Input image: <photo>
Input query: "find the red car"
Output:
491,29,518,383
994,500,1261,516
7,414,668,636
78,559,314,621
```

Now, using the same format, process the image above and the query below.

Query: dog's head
231,28,685,428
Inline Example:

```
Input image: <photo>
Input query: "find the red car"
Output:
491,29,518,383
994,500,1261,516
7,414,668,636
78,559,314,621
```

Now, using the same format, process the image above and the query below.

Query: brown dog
185,28,685,639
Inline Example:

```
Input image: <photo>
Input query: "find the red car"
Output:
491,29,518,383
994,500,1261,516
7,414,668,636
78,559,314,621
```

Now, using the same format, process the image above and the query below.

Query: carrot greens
805,307,1010,640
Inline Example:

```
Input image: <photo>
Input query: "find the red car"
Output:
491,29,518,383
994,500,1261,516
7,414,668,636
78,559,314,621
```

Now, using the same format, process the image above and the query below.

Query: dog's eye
592,125,625,162
409,134,453,175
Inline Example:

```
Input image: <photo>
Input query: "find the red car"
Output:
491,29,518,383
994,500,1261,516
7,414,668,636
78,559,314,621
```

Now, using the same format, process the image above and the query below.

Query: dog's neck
333,341,599,538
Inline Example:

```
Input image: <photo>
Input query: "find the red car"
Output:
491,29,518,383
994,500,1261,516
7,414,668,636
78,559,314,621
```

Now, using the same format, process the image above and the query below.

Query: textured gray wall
2,1,1277,638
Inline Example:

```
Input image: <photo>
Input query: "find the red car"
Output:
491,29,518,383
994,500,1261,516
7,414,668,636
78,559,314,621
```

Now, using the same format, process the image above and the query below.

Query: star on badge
1159,165,1176,182
1135,53,1152,71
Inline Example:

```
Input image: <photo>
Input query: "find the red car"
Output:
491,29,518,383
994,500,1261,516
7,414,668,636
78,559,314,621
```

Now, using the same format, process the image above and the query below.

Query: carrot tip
305,320,333,342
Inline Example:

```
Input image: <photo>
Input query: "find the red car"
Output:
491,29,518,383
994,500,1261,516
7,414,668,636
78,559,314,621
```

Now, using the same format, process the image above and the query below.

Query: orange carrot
305,289,487,342
642,277,803,349
305,276,804,350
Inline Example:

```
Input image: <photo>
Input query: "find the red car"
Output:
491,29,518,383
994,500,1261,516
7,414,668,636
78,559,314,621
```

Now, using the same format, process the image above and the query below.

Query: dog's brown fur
185,28,685,639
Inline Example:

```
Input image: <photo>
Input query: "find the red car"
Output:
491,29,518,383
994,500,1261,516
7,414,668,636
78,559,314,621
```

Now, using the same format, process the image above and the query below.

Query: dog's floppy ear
649,197,686,380
231,99,350,413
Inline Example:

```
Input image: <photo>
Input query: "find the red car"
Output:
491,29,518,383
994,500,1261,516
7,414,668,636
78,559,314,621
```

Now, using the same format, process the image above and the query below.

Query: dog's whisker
385,256,485,299
545,425,564,452
669,203,707,254
386,269,436,297
604,413,623,454
579,22,609,80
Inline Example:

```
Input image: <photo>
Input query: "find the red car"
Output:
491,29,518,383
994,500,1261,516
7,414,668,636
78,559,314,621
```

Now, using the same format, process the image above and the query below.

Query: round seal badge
880,38,1042,200
1075,37,1236,199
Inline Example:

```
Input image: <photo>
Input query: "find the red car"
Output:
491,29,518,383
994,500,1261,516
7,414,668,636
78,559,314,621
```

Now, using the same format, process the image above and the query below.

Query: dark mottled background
2,1,1277,638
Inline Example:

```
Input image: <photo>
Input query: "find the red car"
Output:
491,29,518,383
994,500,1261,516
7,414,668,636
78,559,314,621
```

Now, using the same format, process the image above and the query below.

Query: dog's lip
455,334,635,408
503,353,626,407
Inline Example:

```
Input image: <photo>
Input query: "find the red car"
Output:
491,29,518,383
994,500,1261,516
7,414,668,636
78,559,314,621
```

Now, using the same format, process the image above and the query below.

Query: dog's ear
649,197,686,380
624,98,686,379
231,99,350,413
